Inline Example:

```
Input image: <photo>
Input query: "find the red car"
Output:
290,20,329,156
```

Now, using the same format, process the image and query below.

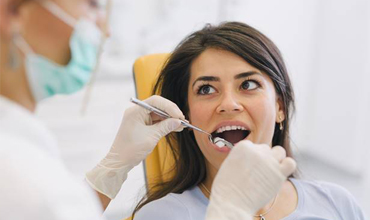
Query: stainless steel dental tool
130,97,234,149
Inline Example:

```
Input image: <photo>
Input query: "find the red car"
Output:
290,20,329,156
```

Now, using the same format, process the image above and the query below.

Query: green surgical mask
14,1,103,102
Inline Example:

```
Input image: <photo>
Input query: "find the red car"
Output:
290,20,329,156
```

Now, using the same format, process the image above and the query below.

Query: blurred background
36,0,370,219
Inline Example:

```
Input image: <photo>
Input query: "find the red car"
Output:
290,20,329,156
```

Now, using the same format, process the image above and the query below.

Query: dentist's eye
89,0,104,9
241,80,260,91
89,0,98,7
197,84,216,95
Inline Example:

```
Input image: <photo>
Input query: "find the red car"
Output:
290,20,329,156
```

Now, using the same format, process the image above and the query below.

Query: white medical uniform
0,96,105,220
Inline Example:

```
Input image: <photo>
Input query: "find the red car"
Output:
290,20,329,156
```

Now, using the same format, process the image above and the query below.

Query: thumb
150,118,183,138
280,157,297,177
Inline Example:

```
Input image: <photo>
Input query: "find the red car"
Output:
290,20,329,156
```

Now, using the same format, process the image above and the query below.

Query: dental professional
0,0,296,220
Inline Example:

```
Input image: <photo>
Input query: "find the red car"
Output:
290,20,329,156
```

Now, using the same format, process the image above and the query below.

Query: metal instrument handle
130,97,233,148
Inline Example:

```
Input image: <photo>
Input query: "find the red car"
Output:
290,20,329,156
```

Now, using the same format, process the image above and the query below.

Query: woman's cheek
250,100,277,144
189,103,209,126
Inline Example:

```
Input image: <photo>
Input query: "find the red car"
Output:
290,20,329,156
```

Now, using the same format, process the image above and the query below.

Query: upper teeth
216,126,247,133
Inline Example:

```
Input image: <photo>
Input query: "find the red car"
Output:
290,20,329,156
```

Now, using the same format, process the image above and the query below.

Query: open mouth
211,126,251,145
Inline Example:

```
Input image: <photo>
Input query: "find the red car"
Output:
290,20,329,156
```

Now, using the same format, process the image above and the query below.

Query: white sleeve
0,138,106,220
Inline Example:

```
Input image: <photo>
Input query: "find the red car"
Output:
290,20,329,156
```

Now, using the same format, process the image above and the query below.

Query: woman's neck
0,37,36,112
202,162,218,195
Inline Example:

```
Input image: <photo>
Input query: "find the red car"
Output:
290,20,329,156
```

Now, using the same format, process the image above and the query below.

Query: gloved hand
86,95,185,199
205,140,296,220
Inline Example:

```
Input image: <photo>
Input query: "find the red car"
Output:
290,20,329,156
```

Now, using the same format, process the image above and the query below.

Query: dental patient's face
187,48,283,170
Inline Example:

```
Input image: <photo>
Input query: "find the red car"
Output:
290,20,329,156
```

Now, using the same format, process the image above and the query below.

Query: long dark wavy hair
132,21,295,217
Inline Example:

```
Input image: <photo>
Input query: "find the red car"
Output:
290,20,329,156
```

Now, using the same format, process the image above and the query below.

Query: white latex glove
205,140,296,220
86,95,185,199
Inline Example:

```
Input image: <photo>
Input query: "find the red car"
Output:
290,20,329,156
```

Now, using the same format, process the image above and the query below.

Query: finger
231,140,255,155
279,157,297,177
151,113,188,125
151,118,183,138
232,140,271,155
271,146,286,162
234,139,253,148
144,95,185,120
125,105,150,123
150,112,163,123
173,123,186,132
254,143,270,152
230,140,261,161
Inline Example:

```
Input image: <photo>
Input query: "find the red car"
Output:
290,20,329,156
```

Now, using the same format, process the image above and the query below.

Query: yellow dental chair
126,53,176,220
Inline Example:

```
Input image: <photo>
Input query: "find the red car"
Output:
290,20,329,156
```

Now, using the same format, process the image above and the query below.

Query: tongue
221,130,246,144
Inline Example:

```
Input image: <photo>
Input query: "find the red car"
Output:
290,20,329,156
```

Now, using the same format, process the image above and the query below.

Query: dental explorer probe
130,97,234,149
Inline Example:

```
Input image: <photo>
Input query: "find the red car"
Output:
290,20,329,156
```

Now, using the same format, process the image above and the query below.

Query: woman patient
133,22,366,220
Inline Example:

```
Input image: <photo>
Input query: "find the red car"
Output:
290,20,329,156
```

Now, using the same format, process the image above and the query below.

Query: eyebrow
192,71,262,88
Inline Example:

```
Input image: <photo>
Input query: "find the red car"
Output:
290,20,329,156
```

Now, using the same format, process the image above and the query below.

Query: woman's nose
216,93,243,114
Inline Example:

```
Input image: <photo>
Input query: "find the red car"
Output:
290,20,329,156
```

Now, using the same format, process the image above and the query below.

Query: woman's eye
197,85,216,95
241,80,259,91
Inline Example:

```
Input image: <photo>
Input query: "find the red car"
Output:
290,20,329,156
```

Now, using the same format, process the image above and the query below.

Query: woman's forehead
190,48,265,81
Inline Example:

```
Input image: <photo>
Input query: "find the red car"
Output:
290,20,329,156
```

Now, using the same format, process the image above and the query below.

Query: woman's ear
275,97,285,123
